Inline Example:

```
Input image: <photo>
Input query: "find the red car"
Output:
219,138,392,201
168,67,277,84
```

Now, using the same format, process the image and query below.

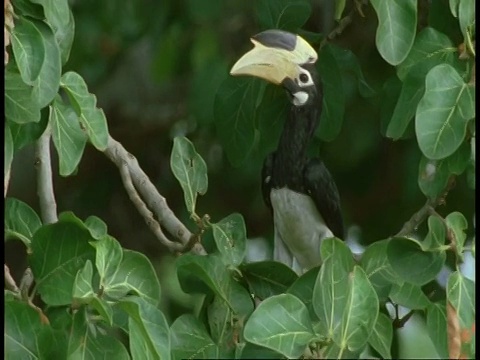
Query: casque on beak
230,29,318,85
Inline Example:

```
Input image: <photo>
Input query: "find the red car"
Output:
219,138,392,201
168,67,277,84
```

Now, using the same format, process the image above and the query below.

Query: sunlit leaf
368,312,393,359
416,64,475,160
5,69,42,124
243,294,315,358
370,0,417,65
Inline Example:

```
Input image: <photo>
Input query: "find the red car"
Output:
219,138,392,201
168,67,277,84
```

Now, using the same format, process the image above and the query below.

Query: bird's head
230,29,319,107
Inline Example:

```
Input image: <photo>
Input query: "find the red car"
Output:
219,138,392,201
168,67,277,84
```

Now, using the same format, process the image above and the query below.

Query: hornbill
230,30,344,274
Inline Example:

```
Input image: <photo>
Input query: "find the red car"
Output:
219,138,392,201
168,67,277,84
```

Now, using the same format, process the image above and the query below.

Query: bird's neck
274,105,319,188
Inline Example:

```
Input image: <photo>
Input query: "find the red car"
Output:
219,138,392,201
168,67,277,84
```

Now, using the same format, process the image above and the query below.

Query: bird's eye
299,73,309,83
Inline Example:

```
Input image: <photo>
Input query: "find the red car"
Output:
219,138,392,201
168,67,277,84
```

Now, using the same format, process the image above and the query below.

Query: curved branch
35,124,58,224
103,135,206,255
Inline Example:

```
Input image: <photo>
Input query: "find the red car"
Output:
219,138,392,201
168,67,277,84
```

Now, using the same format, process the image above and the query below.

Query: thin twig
118,161,184,252
35,124,58,224
103,135,207,255
395,176,456,237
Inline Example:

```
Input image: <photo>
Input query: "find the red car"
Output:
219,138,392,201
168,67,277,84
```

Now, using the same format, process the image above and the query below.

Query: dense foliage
5,0,475,359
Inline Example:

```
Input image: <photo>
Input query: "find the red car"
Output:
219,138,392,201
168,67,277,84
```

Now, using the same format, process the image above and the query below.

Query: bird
230,29,344,274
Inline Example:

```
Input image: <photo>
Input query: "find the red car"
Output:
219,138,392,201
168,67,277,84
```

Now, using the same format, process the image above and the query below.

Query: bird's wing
303,158,344,239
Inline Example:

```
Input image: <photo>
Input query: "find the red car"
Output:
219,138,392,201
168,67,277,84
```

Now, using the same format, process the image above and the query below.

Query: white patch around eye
297,69,314,87
293,91,309,106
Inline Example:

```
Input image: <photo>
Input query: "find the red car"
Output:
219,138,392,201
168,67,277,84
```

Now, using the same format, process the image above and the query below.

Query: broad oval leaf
212,213,246,267
426,302,449,359
72,260,94,302
29,219,97,306
5,69,42,124
60,71,109,150
386,237,446,286
371,0,417,65
120,297,171,360
287,266,320,319
170,136,208,214
50,96,87,176
360,239,400,302
423,215,447,251
368,312,393,359
170,314,219,360
446,271,475,329
313,238,355,336
243,293,315,359
10,16,45,84
29,19,61,108
214,77,264,166
416,64,475,160
389,282,431,310
418,155,451,198
397,27,455,81
241,260,298,299
334,266,379,352
5,197,42,248
176,253,254,316
255,0,311,31
90,235,123,285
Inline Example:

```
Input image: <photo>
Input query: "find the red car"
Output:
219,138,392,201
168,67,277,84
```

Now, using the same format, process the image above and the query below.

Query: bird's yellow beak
230,29,318,85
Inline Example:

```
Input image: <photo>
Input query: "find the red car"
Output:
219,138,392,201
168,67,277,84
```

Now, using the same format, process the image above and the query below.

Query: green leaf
67,306,130,359
423,215,447,251
72,260,95,302
84,215,108,239
10,17,45,83
5,124,13,178
5,301,48,359
29,219,97,305
60,71,109,151
368,312,393,359
445,212,468,260
170,136,208,214
389,282,431,310
458,0,475,39
317,44,345,141
5,69,42,124
386,74,425,140
397,27,456,81
313,238,355,336
334,0,347,20
255,0,311,31
287,266,320,319
447,139,472,175
238,342,283,359
416,64,475,160
241,261,298,299
120,297,171,360
360,239,400,302
334,266,379,352
8,108,48,149
212,213,247,267
214,77,264,166
170,314,219,360
90,235,123,286
104,249,161,305
30,0,75,64
426,301,448,359
207,296,235,356
28,19,61,108
50,96,87,176
11,0,44,19
450,0,460,17
4,198,42,248
176,253,254,317
446,271,475,329
386,237,446,286
243,293,315,359
418,155,451,198
370,0,417,65
90,296,113,326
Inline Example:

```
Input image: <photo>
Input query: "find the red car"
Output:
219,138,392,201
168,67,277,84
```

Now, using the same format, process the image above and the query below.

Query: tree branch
103,135,207,255
35,124,58,224
395,176,456,237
